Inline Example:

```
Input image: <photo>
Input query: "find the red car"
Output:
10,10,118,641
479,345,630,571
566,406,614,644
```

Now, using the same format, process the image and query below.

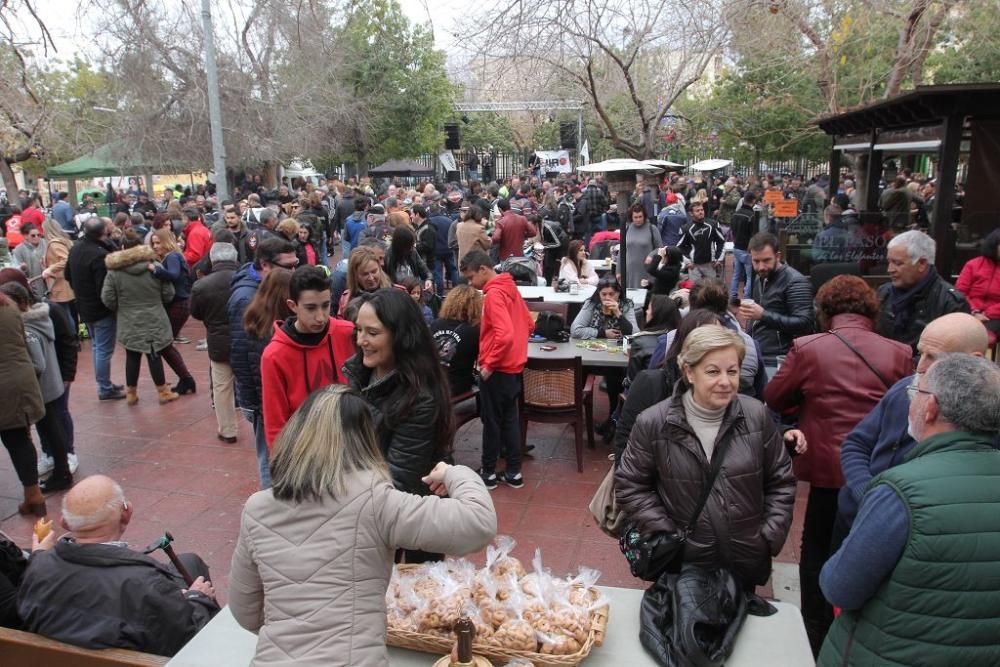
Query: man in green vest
818,354,1000,666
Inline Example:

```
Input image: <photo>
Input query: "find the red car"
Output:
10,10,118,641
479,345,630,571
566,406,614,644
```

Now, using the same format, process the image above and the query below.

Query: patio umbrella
688,158,733,172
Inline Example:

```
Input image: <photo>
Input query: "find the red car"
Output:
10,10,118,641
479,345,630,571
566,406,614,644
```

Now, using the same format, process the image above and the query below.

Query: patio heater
577,159,664,289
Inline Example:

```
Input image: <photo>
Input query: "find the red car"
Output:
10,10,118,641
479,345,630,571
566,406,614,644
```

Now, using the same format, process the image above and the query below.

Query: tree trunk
0,159,20,197
262,160,278,188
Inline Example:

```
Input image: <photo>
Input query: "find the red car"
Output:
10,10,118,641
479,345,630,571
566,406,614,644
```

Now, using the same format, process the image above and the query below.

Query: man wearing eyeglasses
835,312,990,539
12,221,47,301
819,354,1000,666
17,475,219,655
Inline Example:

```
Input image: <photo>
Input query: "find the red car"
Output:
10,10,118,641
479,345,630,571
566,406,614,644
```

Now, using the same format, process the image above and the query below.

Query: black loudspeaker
446,170,460,182
445,124,461,150
560,122,577,149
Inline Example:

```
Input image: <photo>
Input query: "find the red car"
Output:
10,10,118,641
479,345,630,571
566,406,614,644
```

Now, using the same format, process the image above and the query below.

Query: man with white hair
191,242,241,443
17,475,219,655
819,354,1000,665
875,229,969,356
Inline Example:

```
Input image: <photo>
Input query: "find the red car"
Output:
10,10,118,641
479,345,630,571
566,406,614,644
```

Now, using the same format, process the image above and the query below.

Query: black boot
172,376,197,395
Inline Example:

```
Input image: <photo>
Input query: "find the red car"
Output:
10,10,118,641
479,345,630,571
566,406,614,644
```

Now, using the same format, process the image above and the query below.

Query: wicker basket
387,565,609,666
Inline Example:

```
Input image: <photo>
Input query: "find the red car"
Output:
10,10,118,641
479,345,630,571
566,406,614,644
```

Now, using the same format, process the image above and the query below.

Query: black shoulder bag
828,329,891,389
620,429,734,582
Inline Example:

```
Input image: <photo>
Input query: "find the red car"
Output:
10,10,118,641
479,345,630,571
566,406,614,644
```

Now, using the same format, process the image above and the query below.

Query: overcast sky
27,0,467,62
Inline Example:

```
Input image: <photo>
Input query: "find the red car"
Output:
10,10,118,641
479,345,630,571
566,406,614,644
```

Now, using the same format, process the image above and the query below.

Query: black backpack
534,311,569,342
501,257,538,286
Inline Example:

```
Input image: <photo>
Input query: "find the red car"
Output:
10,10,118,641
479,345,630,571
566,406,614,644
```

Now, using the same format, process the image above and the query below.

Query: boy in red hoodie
261,265,355,446
460,250,534,489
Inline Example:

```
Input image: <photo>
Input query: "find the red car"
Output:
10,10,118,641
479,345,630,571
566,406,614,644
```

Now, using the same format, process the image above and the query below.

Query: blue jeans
86,316,117,396
730,249,753,300
435,254,459,292
247,409,271,489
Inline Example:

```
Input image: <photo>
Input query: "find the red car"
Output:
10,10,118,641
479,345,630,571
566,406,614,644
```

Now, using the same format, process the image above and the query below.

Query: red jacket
480,272,533,374
21,206,44,228
956,256,1000,320
492,211,536,260
764,313,912,489
183,220,212,268
261,317,356,446
589,231,620,251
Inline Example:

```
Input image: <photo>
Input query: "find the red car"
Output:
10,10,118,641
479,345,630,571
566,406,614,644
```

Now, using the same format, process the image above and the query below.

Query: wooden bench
0,626,169,666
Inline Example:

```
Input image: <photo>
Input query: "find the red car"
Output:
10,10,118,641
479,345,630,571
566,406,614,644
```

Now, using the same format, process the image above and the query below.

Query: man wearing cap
576,179,608,245
360,203,392,244
656,192,687,247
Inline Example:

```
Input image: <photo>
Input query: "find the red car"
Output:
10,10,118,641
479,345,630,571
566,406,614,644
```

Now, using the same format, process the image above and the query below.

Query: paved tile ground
0,317,807,605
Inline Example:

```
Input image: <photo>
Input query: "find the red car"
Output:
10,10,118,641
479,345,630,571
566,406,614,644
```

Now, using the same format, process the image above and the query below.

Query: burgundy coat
764,313,912,489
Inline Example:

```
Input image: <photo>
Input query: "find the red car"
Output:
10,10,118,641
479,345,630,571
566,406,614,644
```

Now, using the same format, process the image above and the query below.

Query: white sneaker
37,454,54,477
68,453,79,474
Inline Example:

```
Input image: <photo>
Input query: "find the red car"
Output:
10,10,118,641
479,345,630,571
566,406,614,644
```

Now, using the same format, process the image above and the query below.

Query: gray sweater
22,302,65,404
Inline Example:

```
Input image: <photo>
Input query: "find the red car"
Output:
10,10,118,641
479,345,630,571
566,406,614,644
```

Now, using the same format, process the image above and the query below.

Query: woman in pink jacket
956,229,1000,340
228,385,496,666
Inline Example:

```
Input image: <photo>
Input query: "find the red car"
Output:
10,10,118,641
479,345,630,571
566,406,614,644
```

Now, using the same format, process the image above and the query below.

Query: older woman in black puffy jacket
343,288,453,563
616,325,796,588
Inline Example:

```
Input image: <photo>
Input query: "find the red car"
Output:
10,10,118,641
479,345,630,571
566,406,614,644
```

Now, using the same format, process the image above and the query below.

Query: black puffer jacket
749,263,814,362
615,384,796,586
342,356,440,496
17,540,219,656
190,260,239,363
875,273,970,357
64,236,113,323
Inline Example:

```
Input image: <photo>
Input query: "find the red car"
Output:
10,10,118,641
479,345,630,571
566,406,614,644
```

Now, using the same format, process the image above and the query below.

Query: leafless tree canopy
457,0,743,158
0,0,58,191
76,0,359,174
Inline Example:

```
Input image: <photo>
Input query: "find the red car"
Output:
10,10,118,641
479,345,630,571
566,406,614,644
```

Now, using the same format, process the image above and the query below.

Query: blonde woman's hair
270,385,389,502
346,246,391,295
151,228,180,254
678,324,746,370
42,217,71,243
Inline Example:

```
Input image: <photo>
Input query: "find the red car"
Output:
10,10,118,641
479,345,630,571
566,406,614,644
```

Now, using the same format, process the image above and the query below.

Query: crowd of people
0,165,997,666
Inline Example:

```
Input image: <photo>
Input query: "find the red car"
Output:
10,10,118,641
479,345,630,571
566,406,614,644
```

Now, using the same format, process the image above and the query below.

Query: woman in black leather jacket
343,288,454,562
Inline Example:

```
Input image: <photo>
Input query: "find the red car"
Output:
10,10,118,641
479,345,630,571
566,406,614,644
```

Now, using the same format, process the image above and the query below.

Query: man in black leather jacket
17,476,219,656
738,232,814,362
875,230,969,359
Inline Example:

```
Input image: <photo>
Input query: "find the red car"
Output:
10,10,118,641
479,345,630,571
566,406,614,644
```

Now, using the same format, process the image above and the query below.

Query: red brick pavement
0,318,806,603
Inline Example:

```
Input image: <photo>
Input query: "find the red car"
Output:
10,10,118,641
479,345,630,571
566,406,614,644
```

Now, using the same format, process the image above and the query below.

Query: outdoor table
527,340,628,368
167,588,813,667
587,258,614,274
518,285,647,305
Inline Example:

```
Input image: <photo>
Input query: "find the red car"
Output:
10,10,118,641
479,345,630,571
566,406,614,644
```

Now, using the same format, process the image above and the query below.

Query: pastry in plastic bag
537,629,582,655
485,535,526,579
491,618,537,652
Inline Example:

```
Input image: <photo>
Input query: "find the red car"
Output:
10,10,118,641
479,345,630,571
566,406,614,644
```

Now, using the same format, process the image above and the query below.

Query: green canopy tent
46,143,162,180
46,143,200,205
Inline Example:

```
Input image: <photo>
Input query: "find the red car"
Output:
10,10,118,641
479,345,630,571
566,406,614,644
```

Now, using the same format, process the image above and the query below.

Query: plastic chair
519,356,595,472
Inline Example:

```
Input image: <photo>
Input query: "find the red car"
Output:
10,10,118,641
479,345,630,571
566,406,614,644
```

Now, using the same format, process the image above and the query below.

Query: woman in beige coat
229,385,496,666
41,219,76,326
